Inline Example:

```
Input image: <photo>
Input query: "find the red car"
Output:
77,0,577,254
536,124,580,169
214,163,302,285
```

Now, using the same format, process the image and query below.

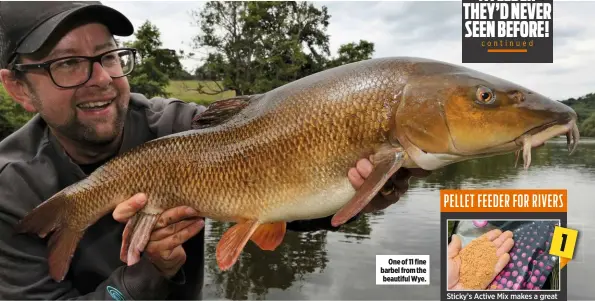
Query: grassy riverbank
164,80,236,105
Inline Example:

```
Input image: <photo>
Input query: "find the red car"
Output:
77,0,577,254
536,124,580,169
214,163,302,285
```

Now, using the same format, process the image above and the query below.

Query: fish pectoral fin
216,220,261,271
250,221,286,251
120,214,139,264
331,149,408,227
120,211,160,266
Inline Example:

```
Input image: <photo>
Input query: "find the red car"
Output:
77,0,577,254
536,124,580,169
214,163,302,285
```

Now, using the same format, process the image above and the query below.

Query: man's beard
30,91,127,147
55,102,128,147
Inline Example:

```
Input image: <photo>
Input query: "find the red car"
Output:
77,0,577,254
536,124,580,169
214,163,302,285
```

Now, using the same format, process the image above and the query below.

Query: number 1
560,233,568,252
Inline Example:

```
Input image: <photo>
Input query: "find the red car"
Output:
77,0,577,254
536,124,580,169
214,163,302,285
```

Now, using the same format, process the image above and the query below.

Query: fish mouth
510,119,579,170
401,118,579,171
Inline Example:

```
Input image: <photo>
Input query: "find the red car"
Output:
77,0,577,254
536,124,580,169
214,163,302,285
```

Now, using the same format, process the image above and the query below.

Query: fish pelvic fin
331,148,408,227
250,221,286,251
15,190,81,282
216,220,261,271
120,211,160,266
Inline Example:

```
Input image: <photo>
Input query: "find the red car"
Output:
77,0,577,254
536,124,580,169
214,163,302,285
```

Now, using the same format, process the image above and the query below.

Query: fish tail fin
15,190,70,238
15,190,83,282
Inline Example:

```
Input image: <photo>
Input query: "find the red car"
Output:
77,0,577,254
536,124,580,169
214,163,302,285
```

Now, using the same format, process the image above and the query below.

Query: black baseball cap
0,1,134,69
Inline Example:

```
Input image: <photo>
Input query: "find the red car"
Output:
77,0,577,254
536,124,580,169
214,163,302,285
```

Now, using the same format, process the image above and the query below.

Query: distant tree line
560,93,595,137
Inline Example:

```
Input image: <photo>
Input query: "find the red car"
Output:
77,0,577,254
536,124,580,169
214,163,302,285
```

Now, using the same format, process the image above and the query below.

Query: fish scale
15,57,579,281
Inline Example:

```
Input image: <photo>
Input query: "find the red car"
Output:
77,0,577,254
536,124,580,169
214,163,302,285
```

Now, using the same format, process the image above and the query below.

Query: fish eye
475,86,496,105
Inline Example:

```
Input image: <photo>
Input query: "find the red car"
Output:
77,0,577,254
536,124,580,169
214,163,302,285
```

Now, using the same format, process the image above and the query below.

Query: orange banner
440,189,567,212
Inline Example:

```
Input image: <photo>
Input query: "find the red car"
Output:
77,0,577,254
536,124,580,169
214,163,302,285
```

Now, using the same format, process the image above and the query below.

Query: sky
104,1,595,101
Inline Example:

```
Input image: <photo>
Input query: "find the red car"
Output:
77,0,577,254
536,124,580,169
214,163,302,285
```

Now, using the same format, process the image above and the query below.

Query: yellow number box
548,225,579,268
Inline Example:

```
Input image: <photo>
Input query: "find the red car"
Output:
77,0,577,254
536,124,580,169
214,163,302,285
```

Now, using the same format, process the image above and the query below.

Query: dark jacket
0,93,355,300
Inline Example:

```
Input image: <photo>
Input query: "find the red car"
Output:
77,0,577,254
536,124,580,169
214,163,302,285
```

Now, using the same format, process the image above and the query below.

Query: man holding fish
0,1,429,299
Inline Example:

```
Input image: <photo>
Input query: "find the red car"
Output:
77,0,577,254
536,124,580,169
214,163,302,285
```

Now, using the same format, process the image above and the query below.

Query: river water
201,138,595,300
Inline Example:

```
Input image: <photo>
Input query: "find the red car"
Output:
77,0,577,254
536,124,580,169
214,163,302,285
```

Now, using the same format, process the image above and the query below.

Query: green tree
326,40,375,68
0,88,34,139
190,1,375,96
580,112,595,137
560,92,595,122
560,92,595,137
124,20,185,98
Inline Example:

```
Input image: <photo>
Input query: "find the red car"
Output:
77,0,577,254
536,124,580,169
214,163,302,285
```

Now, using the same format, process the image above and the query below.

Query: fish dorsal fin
191,95,256,129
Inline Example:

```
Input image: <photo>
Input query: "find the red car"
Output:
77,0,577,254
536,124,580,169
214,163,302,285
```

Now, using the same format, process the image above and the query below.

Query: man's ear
0,69,37,113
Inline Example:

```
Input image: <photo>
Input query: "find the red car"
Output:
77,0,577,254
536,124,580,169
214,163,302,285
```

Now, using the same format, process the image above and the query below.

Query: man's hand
112,193,205,278
447,229,514,290
347,158,432,213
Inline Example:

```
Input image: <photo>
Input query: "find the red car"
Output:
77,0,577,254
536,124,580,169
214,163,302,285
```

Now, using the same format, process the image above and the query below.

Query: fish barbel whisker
514,149,521,168
515,120,580,169
568,122,580,155
563,121,579,155
522,135,532,170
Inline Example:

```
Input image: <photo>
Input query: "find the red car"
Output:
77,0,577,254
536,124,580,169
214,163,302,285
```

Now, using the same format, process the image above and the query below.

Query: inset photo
446,220,561,291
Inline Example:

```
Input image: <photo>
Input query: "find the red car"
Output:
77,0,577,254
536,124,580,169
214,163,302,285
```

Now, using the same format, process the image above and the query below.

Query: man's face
17,22,130,146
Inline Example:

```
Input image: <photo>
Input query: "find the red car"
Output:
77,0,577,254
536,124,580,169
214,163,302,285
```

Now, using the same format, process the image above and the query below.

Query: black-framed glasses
11,48,137,88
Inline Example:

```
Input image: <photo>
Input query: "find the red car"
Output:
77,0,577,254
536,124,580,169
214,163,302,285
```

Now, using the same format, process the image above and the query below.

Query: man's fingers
148,245,187,277
452,283,465,290
165,246,186,263
493,253,511,278
492,230,513,249
348,167,364,189
150,218,202,241
447,256,462,289
158,246,186,270
147,219,205,254
356,159,373,179
496,237,515,257
448,234,462,259
155,206,200,229
158,245,184,263
479,229,503,242
112,193,147,222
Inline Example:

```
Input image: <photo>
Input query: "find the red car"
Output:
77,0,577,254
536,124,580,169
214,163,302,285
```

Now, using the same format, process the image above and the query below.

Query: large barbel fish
16,57,579,282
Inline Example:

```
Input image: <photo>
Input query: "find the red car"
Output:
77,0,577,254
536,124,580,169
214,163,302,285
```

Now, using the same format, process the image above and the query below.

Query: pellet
456,236,500,290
